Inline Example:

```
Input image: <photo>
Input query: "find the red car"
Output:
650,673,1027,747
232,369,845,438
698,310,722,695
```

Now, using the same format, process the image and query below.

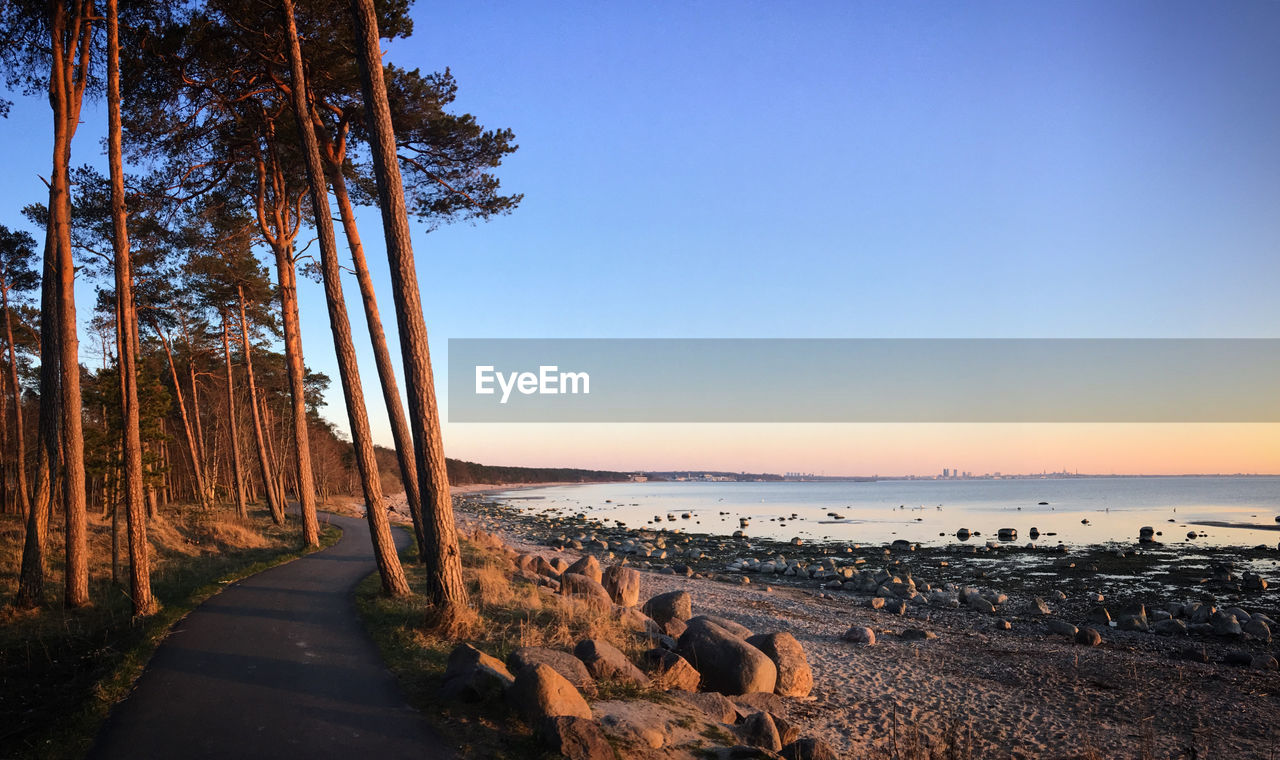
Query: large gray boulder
678,618,777,695
537,716,615,760
602,564,641,607
560,573,614,606
509,663,592,723
689,614,753,639
508,646,597,695
745,632,813,698
439,643,514,702
574,639,650,686
738,712,783,752
643,590,693,626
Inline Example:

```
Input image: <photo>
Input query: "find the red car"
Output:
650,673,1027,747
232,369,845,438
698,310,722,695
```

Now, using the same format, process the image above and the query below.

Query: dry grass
357,528,646,759
0,504,338,760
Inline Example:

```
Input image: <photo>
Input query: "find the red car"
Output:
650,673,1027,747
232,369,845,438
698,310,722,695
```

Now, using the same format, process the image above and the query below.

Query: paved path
90,513,453,760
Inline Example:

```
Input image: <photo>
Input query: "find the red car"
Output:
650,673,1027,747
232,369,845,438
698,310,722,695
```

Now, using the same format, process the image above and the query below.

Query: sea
490,477,1280,549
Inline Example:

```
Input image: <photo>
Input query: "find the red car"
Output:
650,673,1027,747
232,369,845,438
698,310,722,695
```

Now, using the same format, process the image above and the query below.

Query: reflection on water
493,477,1280,548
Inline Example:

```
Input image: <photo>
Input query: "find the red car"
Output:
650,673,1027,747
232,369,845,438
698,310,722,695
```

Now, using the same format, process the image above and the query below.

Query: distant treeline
445,459,630,486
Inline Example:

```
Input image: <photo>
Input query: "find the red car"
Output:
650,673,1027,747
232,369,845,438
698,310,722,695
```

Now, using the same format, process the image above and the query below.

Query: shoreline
454,494,1280,758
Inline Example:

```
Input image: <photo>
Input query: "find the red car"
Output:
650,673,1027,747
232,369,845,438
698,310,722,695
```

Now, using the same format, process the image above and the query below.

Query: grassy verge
0,506,341,760
356,529,648,759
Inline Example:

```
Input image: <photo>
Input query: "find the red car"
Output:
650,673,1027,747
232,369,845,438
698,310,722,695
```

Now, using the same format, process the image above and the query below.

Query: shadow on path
89,512,452,760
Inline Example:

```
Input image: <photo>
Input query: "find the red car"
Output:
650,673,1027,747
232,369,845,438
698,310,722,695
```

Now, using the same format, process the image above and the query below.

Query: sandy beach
452,492,1280,759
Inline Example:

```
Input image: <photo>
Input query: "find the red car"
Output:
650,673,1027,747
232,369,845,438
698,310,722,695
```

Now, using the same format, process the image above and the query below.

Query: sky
1,1,1278,475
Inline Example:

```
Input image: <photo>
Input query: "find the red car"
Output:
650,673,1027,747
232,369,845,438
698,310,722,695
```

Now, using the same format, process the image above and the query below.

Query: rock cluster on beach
442,530,834,759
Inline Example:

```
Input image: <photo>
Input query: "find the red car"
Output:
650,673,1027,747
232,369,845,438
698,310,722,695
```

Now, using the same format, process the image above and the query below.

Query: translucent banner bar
447,339,1280,422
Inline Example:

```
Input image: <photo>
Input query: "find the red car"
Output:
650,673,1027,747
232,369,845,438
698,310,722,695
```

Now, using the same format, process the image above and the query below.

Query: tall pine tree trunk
281,0,408,593
49,0,91,609
237,286,285,524
221,318,247,519
3,287,30,517
107,0,155,616
270,241,318,544
349,0,467,615
329,169,427,561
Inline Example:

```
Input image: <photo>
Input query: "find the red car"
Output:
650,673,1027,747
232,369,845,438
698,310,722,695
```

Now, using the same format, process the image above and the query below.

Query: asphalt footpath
89,512,454,760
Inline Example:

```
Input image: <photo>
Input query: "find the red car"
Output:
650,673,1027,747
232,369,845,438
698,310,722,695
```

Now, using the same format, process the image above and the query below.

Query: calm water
492,477,1280,548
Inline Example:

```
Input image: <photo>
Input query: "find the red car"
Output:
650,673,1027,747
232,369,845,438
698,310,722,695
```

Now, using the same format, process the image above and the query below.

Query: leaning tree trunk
329,169,427,560
14,232,60,608
237,286,285,524
49,0,91,609
3,286,31,518
281,0,408,593
349,0,468,615
270,241,319,545
156,328,209,508
107,0,155,616
220,318,248,519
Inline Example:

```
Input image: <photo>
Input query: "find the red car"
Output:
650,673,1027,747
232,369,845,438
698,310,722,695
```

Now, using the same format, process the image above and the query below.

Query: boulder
1085,606,1111,625
669,689,738,722
745,632,813,698
882,598,907,615
566,555,603,584
509,663,592,724
1153,619,1187,636
678,618,778,695
639,648,701,691
1046,618,1078,637
738,712,783,752
602,565,641,607
574,639,649,686
560,573,614,606
689,614,753,639
537,715,615,760
1211,611,1242,636
842,626,876,645
508,647,597,695
439,643,515,702
1075,627,1102,647
967,595,995,614
550,557,570,574
643,590,693,626
781,738,838,760
1027,597,1051,616
1243,618,1272,642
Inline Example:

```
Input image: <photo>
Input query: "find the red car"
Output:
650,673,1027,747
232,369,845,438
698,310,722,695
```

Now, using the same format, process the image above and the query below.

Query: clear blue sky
2,1,1278,473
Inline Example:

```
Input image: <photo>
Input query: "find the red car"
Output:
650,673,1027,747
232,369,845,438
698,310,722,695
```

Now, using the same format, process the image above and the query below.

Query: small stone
900,628,937,641
639,648,700,691
1251,654,1279,671
842,626,876,645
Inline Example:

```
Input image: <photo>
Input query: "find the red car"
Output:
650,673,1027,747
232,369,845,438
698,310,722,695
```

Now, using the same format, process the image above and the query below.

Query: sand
467,513,1280,760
